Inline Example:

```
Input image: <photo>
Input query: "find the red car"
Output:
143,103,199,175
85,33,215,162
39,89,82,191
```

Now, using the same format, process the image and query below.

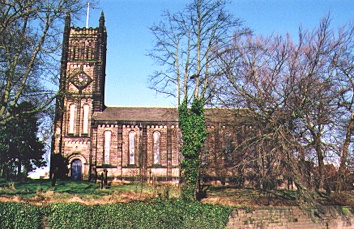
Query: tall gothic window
224,134,235,166
104,131,111,164
129,131,136,165
69,104,76,134
82,104,89,134
153,131,161,164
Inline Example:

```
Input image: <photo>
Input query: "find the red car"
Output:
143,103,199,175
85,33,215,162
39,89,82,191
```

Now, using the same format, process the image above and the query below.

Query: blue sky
85,0,353,107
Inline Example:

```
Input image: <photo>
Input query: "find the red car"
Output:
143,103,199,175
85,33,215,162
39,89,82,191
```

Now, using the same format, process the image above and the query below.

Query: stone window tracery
82,104,89,134
104,131,111,164
129,131,136,165
153,131,161,164
69,104,76,134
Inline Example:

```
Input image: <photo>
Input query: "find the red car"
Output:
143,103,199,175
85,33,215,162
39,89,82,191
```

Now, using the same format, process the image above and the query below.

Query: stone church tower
51,12,107,180
51,13,183,182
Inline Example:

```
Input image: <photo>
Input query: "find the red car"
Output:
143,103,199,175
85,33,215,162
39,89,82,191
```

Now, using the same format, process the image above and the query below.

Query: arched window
153,131,161,164
69,104,76,134
82,104,89,134
224,133,235,166
129,131,136,165
104,131,111,164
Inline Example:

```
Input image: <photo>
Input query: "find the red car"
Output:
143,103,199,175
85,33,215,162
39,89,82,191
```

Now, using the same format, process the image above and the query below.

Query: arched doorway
71,159,82,181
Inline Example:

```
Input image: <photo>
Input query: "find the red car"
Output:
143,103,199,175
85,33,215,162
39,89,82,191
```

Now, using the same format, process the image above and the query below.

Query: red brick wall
226,207,354,229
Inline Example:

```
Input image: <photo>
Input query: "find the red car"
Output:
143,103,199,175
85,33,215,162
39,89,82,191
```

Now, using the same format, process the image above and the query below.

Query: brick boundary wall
226,206,354,229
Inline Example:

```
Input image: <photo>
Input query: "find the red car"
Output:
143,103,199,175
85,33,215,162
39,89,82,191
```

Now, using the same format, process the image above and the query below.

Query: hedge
0,199,232,229
0,202,41,229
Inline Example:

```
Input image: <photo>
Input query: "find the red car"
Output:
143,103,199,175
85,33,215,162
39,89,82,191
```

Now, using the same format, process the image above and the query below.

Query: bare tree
0,0,89,124
216,16,354,196
332,24,354,189
148,0,249,105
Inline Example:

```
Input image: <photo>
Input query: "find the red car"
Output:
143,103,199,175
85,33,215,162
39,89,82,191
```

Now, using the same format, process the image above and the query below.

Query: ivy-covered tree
179,98,207,201
0,102,46,180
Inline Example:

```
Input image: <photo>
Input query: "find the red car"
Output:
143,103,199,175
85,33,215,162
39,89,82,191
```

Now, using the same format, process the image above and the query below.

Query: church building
51,13,243,183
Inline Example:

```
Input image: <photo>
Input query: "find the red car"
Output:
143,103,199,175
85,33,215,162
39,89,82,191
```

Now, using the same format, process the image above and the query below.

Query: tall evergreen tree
0,102,45,179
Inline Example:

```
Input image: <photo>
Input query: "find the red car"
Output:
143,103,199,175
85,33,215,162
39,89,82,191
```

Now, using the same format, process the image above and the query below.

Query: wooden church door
71,159,82,181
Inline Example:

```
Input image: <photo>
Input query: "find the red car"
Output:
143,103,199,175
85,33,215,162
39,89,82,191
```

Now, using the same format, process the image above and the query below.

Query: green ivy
0,202,41,229
179,98,207,201
0,200,232,228
44,199,231,229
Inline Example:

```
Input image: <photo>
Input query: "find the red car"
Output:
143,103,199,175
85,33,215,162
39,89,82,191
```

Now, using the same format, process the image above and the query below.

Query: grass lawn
1,178,354,207
0,178,179,204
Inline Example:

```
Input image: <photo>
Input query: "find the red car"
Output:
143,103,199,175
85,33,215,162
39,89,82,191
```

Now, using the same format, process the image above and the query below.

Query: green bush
0,202,41,229
44,199,232,229
0,199,232,228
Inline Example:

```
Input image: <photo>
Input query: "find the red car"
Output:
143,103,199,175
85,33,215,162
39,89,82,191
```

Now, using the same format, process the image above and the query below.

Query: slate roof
93,106,249,124
94,107,178,122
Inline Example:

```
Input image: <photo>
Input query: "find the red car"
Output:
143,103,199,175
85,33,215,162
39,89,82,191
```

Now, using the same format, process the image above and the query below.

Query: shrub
44,199,232,229
44,202,97,228
0,199,232,228
0,202,41,229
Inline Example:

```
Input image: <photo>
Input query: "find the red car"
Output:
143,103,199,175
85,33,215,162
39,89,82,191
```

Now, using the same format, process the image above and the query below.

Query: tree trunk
315,137,324,190
17,159,21,180
338,116,354,191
